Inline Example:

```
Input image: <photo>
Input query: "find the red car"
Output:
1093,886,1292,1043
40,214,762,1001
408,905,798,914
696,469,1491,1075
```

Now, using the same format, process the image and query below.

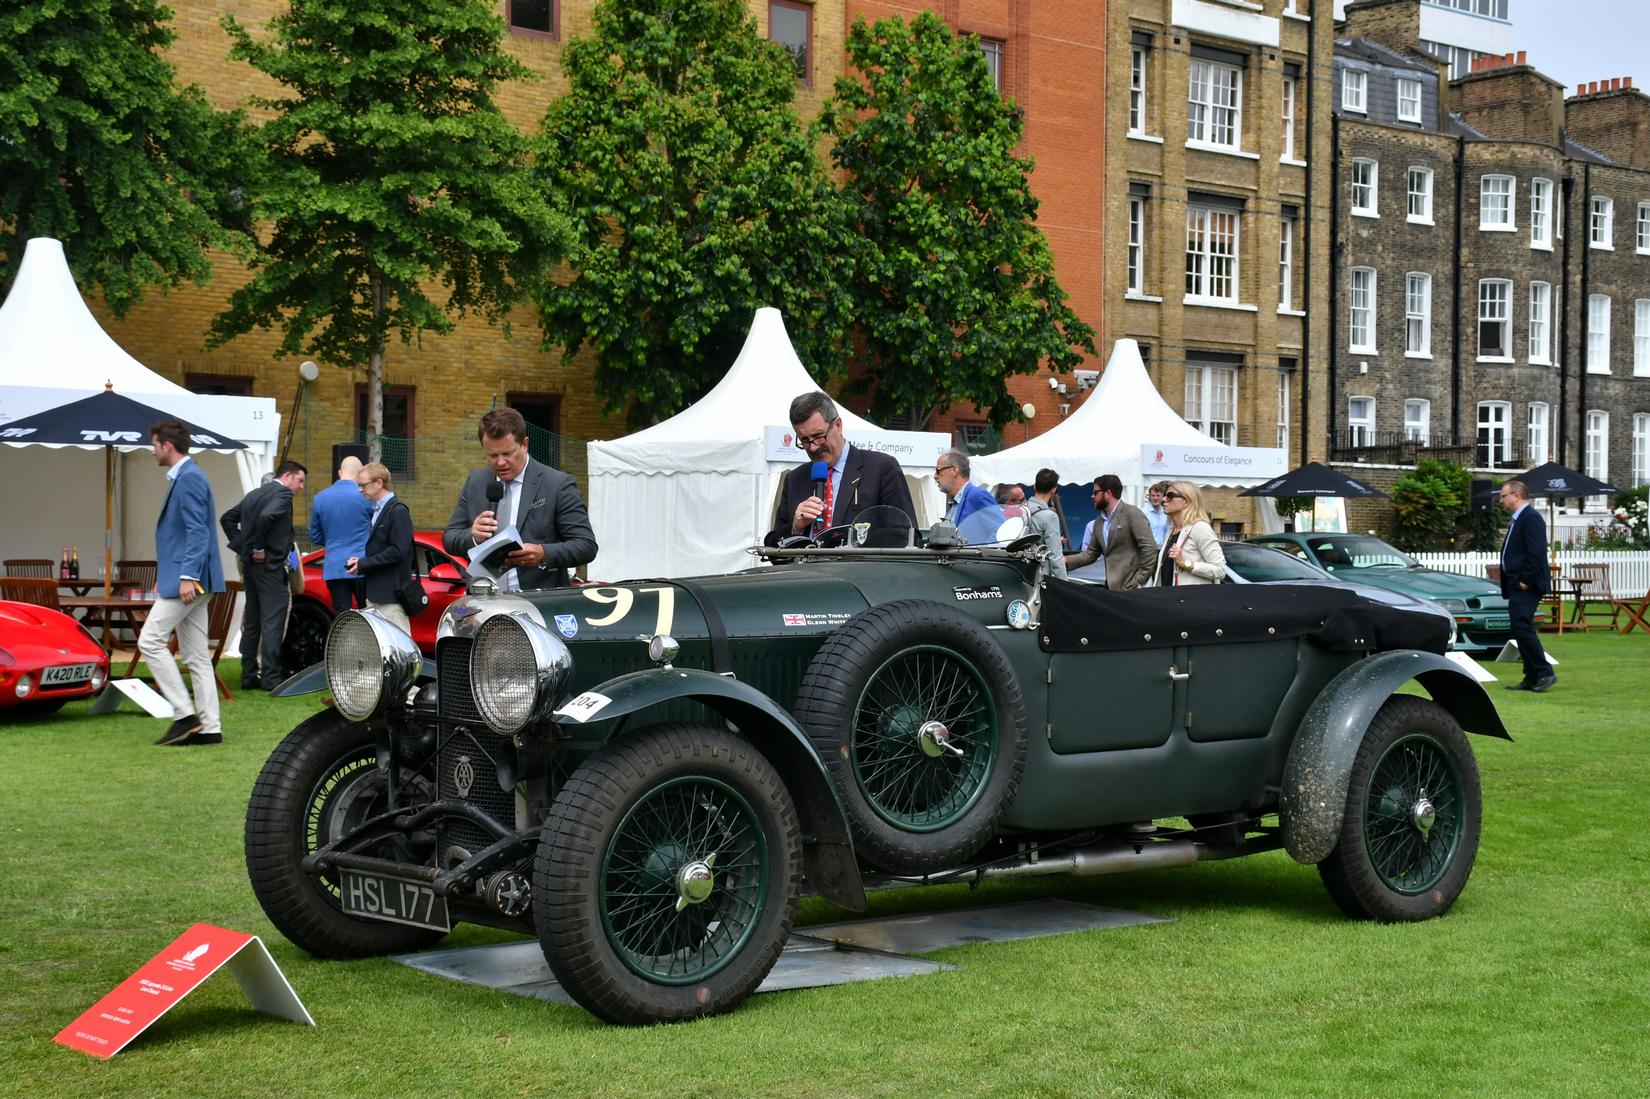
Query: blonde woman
1153,481,1226,586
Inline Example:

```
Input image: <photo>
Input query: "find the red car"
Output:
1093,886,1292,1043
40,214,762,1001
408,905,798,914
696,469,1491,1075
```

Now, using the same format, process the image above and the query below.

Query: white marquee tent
971,339,1273,501
0,238,280,576
586,308,946,581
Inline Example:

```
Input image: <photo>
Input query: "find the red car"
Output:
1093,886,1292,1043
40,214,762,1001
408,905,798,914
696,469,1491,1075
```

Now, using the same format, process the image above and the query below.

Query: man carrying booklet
443,407,597,590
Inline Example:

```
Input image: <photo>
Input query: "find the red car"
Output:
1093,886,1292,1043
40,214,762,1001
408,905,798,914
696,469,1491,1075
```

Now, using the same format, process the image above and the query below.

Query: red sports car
283,530,469,669
0,600,111,716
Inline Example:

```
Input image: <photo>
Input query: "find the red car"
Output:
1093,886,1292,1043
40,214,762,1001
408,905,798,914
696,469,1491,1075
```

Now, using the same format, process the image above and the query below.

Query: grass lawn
3,634,1647,1097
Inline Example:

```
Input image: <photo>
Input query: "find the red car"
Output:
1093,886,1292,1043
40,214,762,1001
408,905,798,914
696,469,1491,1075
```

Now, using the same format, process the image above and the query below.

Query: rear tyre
534,724,800,1025
1318,697,1482,922
245,708,445,957
792,600,1027,875
281,598,331,675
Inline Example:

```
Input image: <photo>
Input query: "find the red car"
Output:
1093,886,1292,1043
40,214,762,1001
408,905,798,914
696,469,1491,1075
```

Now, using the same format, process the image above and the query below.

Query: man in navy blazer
1498,479,1555,692
140,420,228,746
309,454,372,614
768,392,917,543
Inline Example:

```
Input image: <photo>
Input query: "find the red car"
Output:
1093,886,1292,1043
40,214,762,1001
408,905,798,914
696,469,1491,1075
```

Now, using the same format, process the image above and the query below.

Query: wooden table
57,579,141,599
60,596,155,675
1621,592,1650,635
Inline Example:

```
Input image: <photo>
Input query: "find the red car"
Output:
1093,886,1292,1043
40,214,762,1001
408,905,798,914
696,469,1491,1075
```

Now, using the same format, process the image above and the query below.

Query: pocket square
524,497,547,514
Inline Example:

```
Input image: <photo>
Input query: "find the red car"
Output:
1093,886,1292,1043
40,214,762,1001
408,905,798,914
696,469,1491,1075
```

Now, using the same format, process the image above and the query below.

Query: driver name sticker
553,691,613,723
953,585,1005,602
781,612,852,628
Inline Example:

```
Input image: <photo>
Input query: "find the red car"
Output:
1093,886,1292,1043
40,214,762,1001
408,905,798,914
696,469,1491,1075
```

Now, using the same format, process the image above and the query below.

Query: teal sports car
1246,533,1512,653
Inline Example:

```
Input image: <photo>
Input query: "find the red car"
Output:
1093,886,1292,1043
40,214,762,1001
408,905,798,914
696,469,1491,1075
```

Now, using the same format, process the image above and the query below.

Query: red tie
821,474,835,528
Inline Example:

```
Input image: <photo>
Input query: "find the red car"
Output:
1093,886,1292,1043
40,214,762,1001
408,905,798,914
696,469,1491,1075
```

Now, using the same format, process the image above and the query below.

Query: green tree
0,0,251,314
818,12,1094,431
1391,458,1500,551
536,0,853,429
210,0,565,448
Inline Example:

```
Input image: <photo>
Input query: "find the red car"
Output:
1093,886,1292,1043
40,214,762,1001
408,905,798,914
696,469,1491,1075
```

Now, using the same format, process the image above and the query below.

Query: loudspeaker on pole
1470,478,1495,513
331,443,370,474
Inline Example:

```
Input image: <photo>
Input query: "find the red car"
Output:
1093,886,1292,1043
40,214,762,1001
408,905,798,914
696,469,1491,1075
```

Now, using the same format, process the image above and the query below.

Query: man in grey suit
443,407,597,590
1064,473,1158,590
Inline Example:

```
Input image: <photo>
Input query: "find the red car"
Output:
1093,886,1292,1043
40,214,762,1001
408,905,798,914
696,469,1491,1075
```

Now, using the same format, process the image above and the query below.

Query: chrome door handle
1167,667,1189,682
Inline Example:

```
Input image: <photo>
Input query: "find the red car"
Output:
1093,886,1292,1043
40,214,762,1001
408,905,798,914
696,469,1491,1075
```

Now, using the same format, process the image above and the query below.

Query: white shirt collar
166,455,193,481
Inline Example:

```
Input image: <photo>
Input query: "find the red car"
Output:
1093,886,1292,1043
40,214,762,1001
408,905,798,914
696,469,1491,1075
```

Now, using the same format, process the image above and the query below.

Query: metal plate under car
340,869,451,932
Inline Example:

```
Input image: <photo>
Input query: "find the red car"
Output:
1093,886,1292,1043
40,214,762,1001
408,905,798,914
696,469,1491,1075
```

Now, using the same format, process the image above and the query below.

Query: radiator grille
437,727,515,862
437,638,480,724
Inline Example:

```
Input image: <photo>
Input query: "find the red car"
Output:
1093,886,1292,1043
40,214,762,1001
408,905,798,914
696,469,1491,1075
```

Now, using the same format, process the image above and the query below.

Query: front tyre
1318,697,1482,922
534,724,801,1025
245,708,445,957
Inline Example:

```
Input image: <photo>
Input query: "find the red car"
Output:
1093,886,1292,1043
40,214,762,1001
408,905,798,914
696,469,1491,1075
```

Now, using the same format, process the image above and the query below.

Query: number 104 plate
340,869,451,932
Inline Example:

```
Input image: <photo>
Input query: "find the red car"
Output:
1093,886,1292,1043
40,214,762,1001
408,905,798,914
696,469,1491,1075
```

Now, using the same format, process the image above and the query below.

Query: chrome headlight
469,613,573,735
1435,598,1468,612
325,610,422,722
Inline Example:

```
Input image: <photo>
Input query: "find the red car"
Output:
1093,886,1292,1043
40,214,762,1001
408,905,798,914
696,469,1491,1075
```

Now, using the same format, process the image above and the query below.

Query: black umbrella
1239,462,1388,499
0,385,246,595
1511,461,1618,500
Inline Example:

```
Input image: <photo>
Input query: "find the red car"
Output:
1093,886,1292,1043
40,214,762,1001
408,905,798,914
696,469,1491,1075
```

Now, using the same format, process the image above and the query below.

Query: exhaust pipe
973,838,1200,881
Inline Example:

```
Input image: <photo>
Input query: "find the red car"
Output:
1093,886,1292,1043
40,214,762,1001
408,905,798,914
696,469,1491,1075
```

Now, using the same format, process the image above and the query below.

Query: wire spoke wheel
1362,734,1463,894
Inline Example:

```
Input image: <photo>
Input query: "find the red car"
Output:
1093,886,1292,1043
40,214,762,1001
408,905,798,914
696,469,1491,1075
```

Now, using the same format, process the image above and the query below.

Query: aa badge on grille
452,755,475,799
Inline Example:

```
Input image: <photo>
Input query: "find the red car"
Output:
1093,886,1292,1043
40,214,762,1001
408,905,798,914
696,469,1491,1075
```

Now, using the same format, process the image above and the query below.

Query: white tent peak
0,237,187,395
592,306,872,455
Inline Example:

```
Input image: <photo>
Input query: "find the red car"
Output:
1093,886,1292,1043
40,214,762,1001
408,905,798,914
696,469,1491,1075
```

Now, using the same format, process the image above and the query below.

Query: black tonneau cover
1039,582,1449,655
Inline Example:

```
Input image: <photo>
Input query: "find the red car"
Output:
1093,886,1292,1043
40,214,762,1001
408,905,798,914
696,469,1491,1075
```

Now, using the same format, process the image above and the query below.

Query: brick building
1330,0,1650,527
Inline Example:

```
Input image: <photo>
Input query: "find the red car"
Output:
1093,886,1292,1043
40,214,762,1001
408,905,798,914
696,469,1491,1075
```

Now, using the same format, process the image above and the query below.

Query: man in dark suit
1498,479,1555,692
768,392,917,543
443,407,597,590
309,454,371,614
140,420,227,746
348,462,415,633
221,459,307,690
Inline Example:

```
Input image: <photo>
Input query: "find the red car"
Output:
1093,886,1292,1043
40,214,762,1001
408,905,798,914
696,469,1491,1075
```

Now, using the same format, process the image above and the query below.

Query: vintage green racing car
247,506,1508,1025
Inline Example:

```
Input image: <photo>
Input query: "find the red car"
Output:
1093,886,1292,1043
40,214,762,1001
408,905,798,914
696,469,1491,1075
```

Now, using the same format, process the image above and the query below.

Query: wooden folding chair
192,580,243,701
1568,563,1618,630
3,558,56,580
0,576,61,610
114,559,158,591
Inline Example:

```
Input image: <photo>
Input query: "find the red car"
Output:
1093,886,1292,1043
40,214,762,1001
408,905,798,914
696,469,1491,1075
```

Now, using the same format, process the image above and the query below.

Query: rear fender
554,668,866,911
1281,649,1509,865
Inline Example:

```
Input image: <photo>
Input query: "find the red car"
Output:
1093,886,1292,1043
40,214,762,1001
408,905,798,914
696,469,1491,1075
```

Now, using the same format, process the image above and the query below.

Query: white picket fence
1410,550,1650,599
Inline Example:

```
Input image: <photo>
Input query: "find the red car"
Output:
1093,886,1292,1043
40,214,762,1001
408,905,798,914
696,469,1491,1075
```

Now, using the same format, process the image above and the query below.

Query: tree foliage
818,12,1094,431
210,0,565,438
535,0,853,429
0,0,252,314
1391,458,1500,551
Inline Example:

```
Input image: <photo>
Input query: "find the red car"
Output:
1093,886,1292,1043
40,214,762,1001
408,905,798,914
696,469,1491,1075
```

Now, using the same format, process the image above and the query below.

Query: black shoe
166,731,223,746
1504,681,1534,691
260,680,283,693
155,715,203,745
1530,675,1557,693
240,679,259,690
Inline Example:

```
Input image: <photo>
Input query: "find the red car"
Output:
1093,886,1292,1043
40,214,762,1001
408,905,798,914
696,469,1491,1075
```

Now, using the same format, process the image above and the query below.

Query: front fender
269,657,437,699
554,668,866,912
1281,650,1509,865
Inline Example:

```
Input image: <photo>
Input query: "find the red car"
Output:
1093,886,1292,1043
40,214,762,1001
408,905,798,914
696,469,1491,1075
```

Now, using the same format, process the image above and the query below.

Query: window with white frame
1396,78,1422,123
1590,196,1613,248
1349,397,1376,447
1279,216,1294,310
1129,47,1148,134
1185,204,1239,303
1588,294,1611,373
1634,413,1650,487
1349,267,1376,352
1276,371,1290,451
1127,192,1146,295
1404,398,1431,444
1585,410,1609,505
1184,364,1238,444
1188,59,1242,150
1527,402,1550,465
1480,175,1514,230
1342,69,1366,112
1408,167,1433,222
1351,159,1378,216
1402,272,1430,356
1478,279,1511,358
1529,282,1552,364
1477,401,1511,468
1281,75,1297,159
978,39,1004,92
1639,202,1650,253
1530,178,1552,249
1636,299,1650,377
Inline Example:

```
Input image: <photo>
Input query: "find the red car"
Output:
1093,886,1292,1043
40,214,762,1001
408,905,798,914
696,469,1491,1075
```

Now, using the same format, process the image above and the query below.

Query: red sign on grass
54,922,312,1058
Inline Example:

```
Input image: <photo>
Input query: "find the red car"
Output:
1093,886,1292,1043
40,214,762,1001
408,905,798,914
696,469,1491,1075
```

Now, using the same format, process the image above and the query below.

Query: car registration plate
1486,617,1510,630
40,663,94,686
339,869,450,932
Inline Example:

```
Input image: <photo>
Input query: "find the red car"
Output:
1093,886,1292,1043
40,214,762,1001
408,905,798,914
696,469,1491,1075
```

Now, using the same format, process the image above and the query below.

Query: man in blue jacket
935,450,996,527
140,420,227,746
309,455,371,614
1498,479,1555,692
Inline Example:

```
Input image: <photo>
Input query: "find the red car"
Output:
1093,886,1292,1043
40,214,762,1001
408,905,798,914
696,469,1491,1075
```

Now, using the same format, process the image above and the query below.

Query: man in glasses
769,391,916,542
934,450,995,527
1064,473,1157,590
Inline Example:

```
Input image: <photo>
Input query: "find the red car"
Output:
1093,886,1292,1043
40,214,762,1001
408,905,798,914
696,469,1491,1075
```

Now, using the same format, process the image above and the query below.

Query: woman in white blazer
1153,481,1226,586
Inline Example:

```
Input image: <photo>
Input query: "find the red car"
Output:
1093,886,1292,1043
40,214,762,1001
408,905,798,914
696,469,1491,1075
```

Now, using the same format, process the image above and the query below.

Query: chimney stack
1453,47,1566,148
1566,75,1650,169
